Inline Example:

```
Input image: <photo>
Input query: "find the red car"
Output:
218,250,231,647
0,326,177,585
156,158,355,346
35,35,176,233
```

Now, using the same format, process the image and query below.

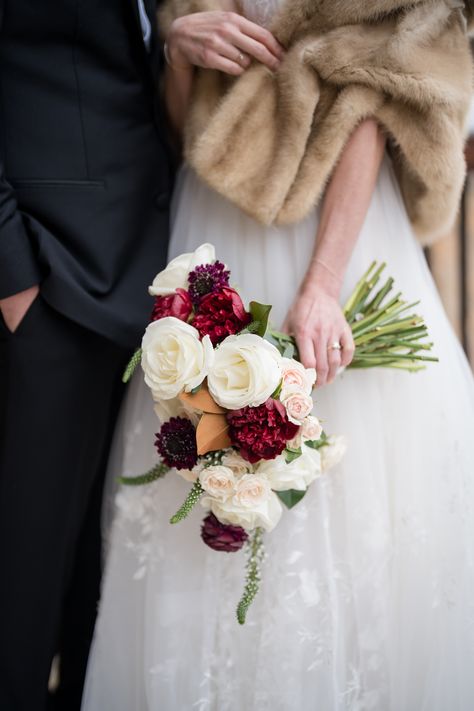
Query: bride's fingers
209,36,252,69
205,51,246,76
295,332,317,370
234,15,285,61
314,335,329,387
231,32,281,70
340,328,355,368
327,337,342,383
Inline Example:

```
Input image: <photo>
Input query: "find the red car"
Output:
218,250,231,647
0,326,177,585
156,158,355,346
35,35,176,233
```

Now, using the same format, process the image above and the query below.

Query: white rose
208,334,282,410
286,428,302,450
222,450,253,477
320,435,347,472
199,465,236,501
286,416,323,449
148,243,216,296
281,391,314,425
280,358,316,397
256,444,322,491
301,415,323,442
202,477,282,532
141,317,214,400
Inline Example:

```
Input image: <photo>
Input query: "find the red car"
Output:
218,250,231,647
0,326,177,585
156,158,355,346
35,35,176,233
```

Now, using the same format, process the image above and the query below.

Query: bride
83,1,474,709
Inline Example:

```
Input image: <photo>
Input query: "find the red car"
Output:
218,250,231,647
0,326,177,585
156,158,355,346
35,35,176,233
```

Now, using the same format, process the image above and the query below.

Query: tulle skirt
83,157,474,711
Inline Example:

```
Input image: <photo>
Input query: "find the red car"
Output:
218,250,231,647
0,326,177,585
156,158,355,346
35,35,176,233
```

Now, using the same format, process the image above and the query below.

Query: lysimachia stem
236,527,265,625
122,348,143,384
170,481,205,524
268,262,438,372
120,462,170,486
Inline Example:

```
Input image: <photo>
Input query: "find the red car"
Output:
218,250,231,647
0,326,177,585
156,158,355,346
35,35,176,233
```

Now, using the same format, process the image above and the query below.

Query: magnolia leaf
180,382,225,414
249,301,272,337
196,413,231,456
285,446,302,464
277,489,307,509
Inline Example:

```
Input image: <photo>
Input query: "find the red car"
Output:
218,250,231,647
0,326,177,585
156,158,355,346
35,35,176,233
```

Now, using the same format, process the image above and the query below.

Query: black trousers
0,296,131,711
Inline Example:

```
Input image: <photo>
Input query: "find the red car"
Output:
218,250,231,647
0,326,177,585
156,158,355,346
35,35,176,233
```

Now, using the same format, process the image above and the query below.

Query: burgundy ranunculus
155,417,198,470
192,287,251,345
151,288,193,323
201,513,249,552
226,399,299,464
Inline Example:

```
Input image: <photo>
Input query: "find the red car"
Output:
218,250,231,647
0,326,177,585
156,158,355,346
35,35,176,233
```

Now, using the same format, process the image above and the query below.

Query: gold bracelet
163,41,192,71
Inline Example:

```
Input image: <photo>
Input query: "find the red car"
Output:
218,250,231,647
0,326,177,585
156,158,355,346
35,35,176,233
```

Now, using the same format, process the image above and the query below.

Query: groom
0,1,172,709
0,1,280,708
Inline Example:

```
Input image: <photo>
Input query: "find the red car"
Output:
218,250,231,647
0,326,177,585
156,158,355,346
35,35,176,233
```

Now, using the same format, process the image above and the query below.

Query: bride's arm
283,119,386,386
163,3,283,134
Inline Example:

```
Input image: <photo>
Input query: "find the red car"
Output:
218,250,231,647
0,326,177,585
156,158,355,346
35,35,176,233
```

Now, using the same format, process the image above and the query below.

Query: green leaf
305,432,329,450
284,447,302,463
282,342,295,359
190,384,202,395
271,381,283,399
249,301,272,337
276,489,307,509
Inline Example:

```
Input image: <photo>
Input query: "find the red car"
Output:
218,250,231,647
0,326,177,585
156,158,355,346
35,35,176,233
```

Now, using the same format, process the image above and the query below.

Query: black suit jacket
0,0,173,346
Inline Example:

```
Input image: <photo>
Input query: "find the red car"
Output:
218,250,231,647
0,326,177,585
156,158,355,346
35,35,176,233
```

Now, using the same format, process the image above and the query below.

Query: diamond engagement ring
329,342,342,351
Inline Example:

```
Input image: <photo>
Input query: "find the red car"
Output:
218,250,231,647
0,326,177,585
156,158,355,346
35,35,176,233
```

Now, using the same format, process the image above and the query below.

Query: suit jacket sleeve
0,136,43,301
0,4,42,299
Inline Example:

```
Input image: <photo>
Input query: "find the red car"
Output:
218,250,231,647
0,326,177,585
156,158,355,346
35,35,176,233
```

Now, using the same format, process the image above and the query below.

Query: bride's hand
282,286,355,387
166,12,284,76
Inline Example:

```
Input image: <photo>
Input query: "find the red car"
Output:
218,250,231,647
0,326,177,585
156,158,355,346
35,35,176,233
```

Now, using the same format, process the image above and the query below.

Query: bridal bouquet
121,244,437,623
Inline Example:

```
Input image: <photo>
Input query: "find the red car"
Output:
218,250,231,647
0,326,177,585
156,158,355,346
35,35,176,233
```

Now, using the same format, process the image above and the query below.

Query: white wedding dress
83,1,474,709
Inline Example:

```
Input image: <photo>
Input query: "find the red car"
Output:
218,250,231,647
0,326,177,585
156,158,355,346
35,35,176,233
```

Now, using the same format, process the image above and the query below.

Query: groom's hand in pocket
166,11,284,76
0,284,40,333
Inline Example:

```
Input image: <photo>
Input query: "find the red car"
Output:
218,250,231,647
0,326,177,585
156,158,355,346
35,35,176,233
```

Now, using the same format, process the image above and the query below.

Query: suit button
154,190,170,210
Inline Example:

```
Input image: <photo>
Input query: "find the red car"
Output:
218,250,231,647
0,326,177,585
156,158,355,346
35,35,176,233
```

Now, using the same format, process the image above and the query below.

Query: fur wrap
159,0,474,244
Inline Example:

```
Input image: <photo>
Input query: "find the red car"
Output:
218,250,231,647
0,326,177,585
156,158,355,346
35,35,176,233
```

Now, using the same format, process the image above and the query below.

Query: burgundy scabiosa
188,261,230,306
155,417,198,471
227,399,299,464
193,287,252,346
201,513,249,552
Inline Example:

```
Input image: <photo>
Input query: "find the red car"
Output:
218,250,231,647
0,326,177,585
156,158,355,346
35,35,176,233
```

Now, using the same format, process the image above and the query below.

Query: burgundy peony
151,288,193,323
188,261,230,306
201,513,249,552
192,287,252,345
155,417,198,470
226,399,299,464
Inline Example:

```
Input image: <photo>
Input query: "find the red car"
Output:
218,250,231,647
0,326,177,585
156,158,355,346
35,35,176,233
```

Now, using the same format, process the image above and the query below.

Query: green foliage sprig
122,348,143,383
237,527,265,625
120,462,170,486
170,481,205,524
